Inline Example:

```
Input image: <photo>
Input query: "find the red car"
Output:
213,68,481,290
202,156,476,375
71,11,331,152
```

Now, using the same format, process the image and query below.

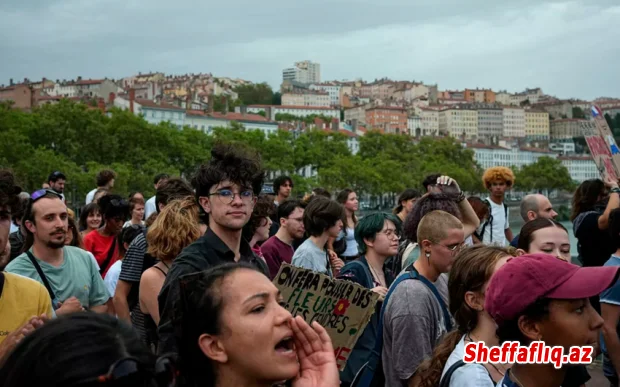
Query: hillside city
1,59,618,184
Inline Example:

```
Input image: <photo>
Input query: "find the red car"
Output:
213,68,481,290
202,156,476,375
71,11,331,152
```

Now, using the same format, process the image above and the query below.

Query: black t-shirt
574,211,615,267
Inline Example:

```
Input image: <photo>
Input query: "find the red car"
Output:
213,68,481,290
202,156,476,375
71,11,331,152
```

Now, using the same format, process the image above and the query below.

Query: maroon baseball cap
485,253,620,327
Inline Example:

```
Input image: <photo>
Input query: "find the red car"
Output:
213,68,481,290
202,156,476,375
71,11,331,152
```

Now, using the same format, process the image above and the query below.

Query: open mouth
275,336,294,353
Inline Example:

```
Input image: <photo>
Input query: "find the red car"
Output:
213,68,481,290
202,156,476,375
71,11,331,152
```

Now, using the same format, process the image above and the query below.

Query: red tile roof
338,129,358,138
519,147,554,154
136,98,184,111
187,110,272,123
466,143,509,150
76,79,104,86
366,106,406,112
249,105,337,111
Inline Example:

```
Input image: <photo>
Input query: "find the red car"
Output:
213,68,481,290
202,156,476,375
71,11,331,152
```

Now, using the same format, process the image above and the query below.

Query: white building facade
309,83,341,106
502,107,526,137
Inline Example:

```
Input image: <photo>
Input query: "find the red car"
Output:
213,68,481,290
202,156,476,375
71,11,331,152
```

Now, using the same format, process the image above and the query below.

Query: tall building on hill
282,61,321,85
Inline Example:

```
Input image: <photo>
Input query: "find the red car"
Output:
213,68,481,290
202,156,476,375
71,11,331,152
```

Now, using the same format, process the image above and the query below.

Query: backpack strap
99,237,118,276
26,251,56,301
439,360,465,387
410,269,453,332
356,270,417,387
344,260,374,289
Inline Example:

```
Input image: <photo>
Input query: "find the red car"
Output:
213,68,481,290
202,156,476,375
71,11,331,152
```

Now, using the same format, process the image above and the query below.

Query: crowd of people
1,147,620,387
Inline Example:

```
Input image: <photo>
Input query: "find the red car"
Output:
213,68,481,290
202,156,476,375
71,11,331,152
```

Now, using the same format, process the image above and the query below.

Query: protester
336,188,359,261
157,144,269,355
113,178,194,345
600,208,620,386
338,213,399,386
145,173,170,219
0,170,51,359
242,195,275,260
465,196,490,245
516,218,571,262
173,263,339,387
83,194,130,277
415,245,511,386
8,193,29,261
0,313,177,387
399,176,479,272
140,198,201,352
79,202,102,237
510,194,558,247
262,199,305,279
47,171,66,201
124,197,146,228
292,196,344,277
572,178,619,313
478,166,515,246
128,191,145,203
273,175,294,206
383,210,464,386
85,169,116,204
104,225,143,301
6,190,109,314
487,253,619,387
393,188,421,230
65,216,83,248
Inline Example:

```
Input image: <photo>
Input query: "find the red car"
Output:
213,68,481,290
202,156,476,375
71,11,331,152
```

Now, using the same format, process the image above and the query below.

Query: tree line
0,100,575,209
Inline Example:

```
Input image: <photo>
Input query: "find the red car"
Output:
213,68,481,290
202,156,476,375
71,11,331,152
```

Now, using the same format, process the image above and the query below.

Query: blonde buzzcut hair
482,166,515,189
147,198,201,261
417,210,463,243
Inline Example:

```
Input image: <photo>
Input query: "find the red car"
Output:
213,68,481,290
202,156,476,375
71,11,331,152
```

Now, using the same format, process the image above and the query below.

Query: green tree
234,83,274,106
515,157,575,192
572,106,585,119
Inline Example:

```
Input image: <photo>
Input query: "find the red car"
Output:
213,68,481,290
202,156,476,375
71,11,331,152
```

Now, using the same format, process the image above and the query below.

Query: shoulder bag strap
346,260,374,289
26,251,56,300
99,237,118,276
357,271,417,386
414,272,453,332
439,360,466,387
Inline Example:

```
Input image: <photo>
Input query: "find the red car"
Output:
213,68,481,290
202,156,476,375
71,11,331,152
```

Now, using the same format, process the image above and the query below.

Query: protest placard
273,264,379,370
580,106,620,181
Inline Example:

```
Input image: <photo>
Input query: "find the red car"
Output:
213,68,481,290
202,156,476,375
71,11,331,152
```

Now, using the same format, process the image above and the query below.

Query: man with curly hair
157,143,269,354
479,166,515,247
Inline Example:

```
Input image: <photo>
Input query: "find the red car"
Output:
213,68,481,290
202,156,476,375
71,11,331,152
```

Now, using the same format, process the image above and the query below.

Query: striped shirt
118,233,149,344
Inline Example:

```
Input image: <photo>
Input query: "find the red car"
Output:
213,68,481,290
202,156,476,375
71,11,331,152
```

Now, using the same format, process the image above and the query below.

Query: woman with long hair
65,216,83,248
83,195,130,277
336,188,360,261
415,245,512,386
79,202,102,237
174,263,339,387
140,198,201,352
0,313,176,387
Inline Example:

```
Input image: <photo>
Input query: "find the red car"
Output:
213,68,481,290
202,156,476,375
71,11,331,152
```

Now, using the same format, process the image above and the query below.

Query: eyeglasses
31,189,63,202
71,356,177,387
378,228,401,240
432,241,465,255
207,189,255,204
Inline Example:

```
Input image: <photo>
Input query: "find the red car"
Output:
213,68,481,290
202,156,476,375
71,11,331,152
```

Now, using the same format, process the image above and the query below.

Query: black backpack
479,199,508,243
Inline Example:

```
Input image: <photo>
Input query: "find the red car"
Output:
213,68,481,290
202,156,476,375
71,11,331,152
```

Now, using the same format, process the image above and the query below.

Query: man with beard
157,144,268,354
5,190,109,315
0,170,50,359
47,171,66,202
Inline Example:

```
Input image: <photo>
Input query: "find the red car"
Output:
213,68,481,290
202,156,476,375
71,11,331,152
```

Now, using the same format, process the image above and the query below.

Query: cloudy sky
1,0,619,100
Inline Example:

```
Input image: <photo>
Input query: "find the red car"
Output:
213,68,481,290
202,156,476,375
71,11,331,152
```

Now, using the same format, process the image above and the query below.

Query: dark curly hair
193,143,265,200
403,193,461,242
242,195,275,241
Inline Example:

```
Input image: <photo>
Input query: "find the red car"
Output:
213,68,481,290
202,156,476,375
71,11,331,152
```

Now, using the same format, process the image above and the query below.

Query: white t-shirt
441,335,494,386
85,188,97,205
103,260,122,298
481,199,509,247
144,196,157,219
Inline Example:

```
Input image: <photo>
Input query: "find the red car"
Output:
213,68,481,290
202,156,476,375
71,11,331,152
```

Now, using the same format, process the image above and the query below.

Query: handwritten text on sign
273,264,379,370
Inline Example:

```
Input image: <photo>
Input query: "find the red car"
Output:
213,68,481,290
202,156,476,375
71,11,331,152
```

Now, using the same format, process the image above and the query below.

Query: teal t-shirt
5,246,110,309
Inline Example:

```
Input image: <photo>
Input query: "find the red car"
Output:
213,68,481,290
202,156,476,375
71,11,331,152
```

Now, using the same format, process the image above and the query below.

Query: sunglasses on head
71,355,177,387
31,189,63,202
